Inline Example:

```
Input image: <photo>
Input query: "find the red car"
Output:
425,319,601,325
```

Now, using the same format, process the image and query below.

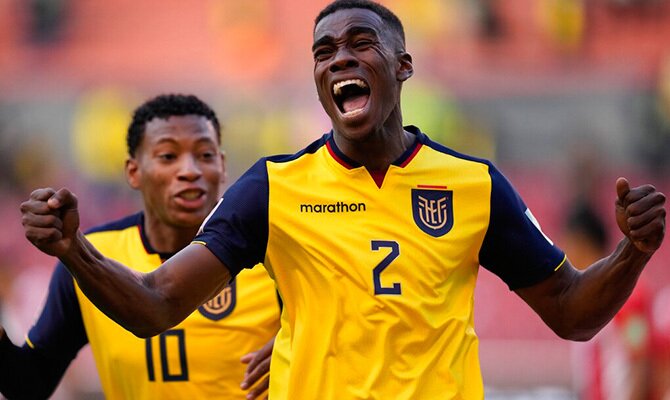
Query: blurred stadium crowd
1,0,670,398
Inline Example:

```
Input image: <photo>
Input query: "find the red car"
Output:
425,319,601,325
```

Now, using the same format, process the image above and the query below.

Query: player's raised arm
21,187,232,338
614,177,665,253
515,178,666,341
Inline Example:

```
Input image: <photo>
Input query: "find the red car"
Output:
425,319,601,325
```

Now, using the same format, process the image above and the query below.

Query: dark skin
312,8,414,172
13,115,271,398
18,8,667,397
240,336,274,399
310,8,667,341
517,178,664,340
126,116,227,252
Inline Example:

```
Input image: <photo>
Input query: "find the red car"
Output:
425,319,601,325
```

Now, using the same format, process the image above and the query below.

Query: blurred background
1,0,670,398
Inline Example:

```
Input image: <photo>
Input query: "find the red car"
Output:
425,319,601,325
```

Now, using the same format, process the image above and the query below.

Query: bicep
151,243,232,322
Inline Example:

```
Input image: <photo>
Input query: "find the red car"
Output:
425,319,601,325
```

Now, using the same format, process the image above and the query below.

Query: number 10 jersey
28,212,280,399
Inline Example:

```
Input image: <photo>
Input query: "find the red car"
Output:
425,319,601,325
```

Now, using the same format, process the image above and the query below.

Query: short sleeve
479,165,565,290
26,263,88,359
193,158,270,277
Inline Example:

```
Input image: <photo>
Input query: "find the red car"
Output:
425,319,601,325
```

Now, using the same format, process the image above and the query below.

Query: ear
396,52,413,82
125,158,141,190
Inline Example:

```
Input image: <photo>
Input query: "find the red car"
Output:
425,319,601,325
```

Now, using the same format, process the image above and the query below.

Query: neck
143,214,198,254
333,110,412,171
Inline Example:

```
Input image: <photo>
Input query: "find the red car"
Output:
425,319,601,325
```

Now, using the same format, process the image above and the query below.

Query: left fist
615,177,666,253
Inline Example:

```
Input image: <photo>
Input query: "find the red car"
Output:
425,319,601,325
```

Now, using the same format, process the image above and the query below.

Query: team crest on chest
411,187,454,237
198,279,236,321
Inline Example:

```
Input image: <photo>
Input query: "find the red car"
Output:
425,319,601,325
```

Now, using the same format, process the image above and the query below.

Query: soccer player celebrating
19,1,666,399
2,94,279,399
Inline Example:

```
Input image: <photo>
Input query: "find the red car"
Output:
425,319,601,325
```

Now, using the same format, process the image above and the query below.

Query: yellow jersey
27,212,280,399
195,127,565,399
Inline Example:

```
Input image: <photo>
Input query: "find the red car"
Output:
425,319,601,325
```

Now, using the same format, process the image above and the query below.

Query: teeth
180,190,202,200
333,79,368,96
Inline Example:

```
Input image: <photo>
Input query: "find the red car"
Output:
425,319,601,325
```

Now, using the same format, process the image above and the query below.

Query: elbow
548,319,599,342
122,311,176,338
130,326,165,339
102,312,172,338
554,328,596,342
126,300,185,338
127,317,175,338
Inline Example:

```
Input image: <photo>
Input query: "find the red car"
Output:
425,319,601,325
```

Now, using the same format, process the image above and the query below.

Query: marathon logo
300,201,366,213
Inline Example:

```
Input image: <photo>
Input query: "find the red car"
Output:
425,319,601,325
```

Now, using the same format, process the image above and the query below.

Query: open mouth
333,79,370,116
175,189,208,210
177,189,205,201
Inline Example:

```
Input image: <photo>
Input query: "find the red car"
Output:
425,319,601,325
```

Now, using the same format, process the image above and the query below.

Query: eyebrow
153,134,218,146
312,26,379,52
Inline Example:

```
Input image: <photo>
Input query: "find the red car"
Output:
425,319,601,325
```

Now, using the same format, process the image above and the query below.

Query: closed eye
314,47,334,61
353,39,372,49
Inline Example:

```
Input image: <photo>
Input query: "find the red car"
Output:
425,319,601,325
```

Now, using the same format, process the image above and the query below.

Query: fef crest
198,279,236,321
411,188,453,237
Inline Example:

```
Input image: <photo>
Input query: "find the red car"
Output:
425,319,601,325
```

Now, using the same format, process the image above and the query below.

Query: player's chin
172,210,209,229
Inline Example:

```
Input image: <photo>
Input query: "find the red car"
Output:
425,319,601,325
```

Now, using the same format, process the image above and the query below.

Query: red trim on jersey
417,185,448,189
326,133,422,188
398,142,422,167
326,140,355,169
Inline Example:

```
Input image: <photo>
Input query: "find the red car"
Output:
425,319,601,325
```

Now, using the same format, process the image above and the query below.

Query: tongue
342,94,369,113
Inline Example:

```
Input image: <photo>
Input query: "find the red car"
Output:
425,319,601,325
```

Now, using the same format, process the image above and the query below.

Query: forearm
518,237,653,341
558,238,650,339
0,330,68,399
58,234,230,338
59,231,173,337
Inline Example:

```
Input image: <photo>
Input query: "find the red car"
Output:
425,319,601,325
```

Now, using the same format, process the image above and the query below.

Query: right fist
21,188,81,258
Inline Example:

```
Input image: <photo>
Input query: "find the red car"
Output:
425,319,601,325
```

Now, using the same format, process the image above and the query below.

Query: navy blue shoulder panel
85,212,142,235
478,164,565,290
195,158,270,277
265,132,329,164
84,212,167,257
411,126,564,290
194,134,329,277
26,263,87,359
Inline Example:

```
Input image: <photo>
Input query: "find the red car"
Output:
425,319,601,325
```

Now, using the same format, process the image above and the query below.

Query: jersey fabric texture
27,212,280,399
194,126,566,399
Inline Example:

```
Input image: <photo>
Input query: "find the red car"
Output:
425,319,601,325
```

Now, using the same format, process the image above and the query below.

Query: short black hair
566,201,608,252
314,0,406,48
126,94,221,157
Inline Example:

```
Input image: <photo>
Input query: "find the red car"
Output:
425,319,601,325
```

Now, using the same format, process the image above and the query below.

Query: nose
177,155,202,181
329,47,358,73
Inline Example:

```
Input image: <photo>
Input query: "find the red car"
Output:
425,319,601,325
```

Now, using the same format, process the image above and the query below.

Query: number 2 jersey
26,212,281,399
194,126,566,399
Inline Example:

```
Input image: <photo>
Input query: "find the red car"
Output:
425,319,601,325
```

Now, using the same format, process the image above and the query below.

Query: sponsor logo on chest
299,201,366,213
294,185,454,238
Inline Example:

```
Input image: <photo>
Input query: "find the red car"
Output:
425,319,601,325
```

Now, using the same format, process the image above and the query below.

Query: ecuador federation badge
411,187,453,237
198,279,237,321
